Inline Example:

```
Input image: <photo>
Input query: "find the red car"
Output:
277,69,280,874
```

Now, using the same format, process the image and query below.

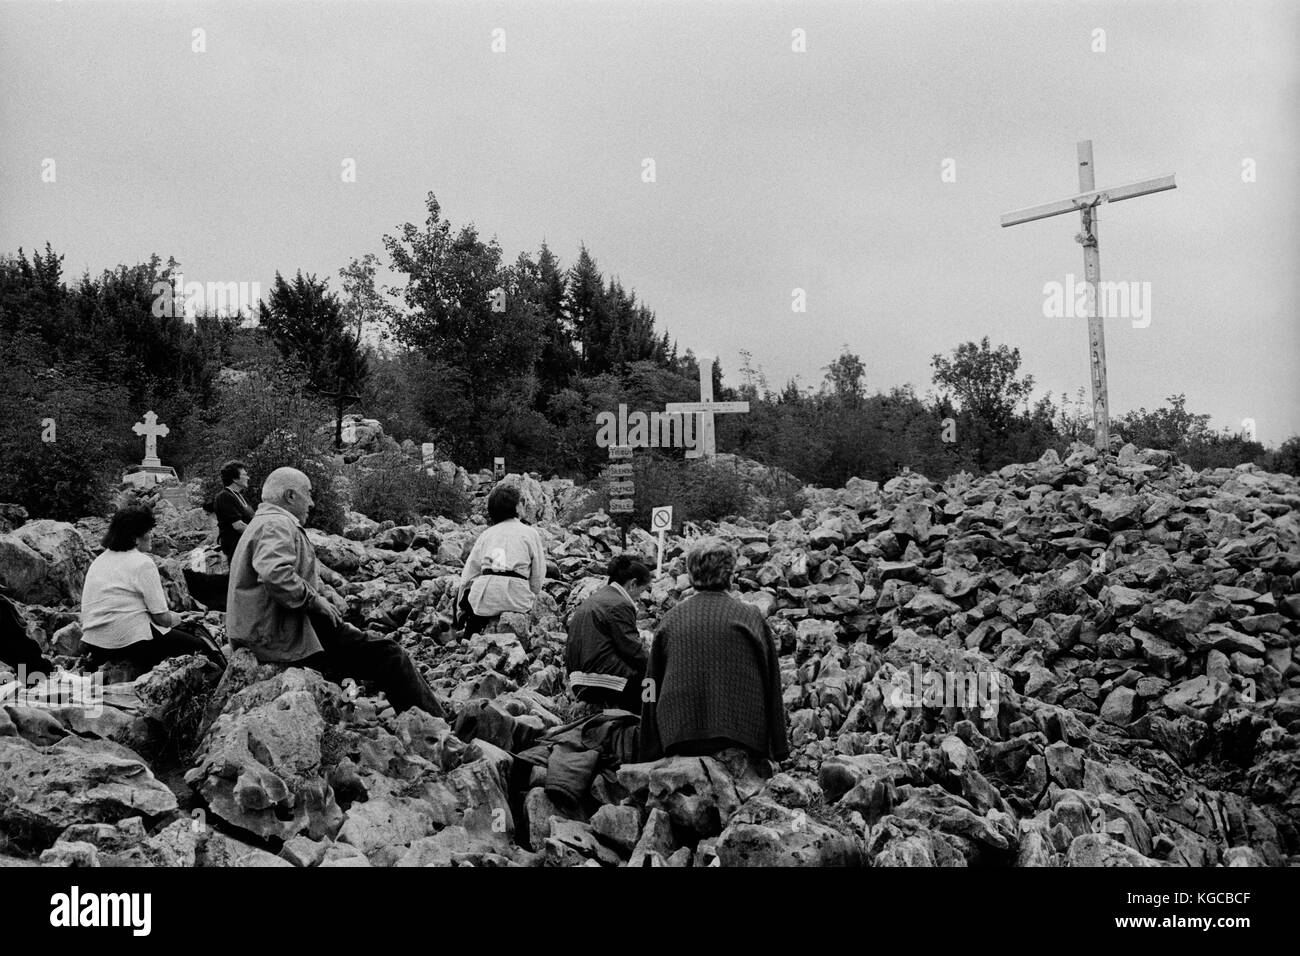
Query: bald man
226,467,444,717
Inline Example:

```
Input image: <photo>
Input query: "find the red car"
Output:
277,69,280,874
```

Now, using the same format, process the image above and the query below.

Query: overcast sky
3,0,1297,442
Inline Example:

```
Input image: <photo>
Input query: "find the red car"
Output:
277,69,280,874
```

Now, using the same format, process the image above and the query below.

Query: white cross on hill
665,355,749,458
1000,140,1176,451
132,410,170,467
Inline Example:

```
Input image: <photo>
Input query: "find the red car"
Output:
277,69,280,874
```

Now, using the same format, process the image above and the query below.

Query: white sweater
80,549,170,649
460,519,546,616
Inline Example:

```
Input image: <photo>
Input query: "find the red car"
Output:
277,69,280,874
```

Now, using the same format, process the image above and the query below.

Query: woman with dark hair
214,460,254,562
456,482,546,639
565,554,652,714
79,505,225,673
639,537,788,765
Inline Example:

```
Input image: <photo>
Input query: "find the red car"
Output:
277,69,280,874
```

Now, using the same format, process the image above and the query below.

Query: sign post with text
607,445,634,547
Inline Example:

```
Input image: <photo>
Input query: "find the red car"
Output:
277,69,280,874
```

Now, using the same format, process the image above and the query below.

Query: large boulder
618,755,745,838
48,816,201,867
305,529,372,573
716,796,864,867
0,537,50,605
7,520,91,604
185,667,345,842
0,735,177,849
1066,833,1162,867
337,796,438,866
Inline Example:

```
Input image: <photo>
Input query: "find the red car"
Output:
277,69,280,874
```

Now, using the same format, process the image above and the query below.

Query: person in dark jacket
0,590,54,675
214,459,254,561
639,537,789,765
565,554,651,714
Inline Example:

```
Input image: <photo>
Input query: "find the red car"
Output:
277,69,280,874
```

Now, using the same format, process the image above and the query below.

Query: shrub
0,357,128,520
1259,436,1300,476
347,450,469,524
192,366,346,533
592,453,777,526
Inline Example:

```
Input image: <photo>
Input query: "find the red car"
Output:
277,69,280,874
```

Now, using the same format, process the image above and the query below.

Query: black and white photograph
0,0,1294,934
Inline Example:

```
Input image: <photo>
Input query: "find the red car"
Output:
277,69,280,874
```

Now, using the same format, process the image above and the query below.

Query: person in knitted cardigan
639,537,789,764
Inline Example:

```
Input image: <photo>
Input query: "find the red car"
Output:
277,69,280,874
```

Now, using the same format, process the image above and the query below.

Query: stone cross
132,411,170,467
1000,140,1176,451
665,355,750,458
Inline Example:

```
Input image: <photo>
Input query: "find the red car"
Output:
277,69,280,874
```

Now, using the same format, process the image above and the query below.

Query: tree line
2,191,1296,522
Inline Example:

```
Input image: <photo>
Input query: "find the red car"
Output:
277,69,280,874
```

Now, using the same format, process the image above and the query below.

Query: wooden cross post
321,380,361,451
665,356,750,458
1000,140,1175,452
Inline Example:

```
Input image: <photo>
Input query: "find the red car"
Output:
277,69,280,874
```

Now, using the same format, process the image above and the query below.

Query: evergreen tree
258,270,369,398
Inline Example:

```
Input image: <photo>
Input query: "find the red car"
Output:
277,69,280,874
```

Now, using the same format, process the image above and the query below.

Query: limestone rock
1066,833,1161,867
185,667,344,843
717,797,864,867
0,736,177,849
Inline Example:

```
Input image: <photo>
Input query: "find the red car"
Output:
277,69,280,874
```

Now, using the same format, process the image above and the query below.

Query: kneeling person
226,467,443,717
565,555,650,714
639,538,789,765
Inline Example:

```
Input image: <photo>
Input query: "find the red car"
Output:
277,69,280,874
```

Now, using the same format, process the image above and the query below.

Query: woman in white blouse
80,505,224,672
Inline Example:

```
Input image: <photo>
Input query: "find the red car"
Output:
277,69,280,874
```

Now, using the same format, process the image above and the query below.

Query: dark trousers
665,736,768,765
84,623,226,672
462,612,496,640
574,682,643,715
183,568,229,612
0,594,54,674
300,612,444,718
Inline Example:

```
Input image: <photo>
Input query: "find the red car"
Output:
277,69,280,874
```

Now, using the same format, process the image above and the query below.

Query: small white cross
132,410,170,466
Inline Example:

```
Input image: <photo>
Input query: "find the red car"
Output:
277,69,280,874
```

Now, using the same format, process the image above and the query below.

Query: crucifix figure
132,411,170,467
1001,140,1176,451
664,355,750,458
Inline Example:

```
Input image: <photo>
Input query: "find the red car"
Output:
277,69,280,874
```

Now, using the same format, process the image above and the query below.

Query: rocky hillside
1,442,1297,867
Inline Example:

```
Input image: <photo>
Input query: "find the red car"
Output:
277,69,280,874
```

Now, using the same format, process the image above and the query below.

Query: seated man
639,537,789,766
226,467,444,717
564,555,650,715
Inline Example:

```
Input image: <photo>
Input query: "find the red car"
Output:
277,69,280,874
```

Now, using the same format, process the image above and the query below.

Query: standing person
225,466,444,717
214,460,254,562
639,537,789,765
457,483,546,639
565,555,651,714
79,505,225,672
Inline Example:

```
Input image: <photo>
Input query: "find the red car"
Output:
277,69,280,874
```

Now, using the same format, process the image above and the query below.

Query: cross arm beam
1000,174,1176,228
663,401,750,414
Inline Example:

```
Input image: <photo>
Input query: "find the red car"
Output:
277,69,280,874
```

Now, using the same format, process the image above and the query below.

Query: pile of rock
1,440,1297,867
